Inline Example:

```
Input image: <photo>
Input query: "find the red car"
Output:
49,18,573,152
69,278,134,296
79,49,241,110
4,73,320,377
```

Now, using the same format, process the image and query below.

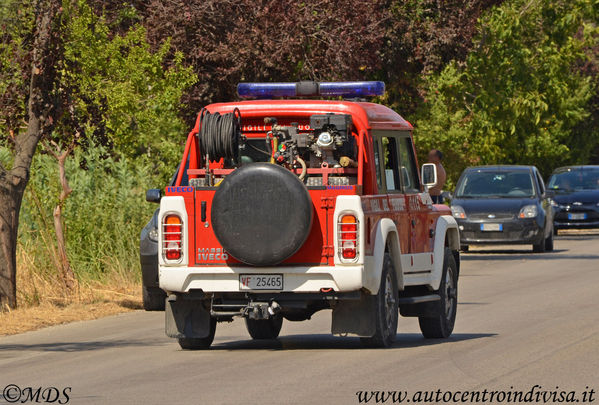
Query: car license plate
568,213,587,220
481,223,503,232
240,274,283,290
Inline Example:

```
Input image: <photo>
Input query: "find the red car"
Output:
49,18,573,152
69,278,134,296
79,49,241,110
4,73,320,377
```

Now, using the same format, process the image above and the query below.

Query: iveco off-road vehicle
146,81,460,349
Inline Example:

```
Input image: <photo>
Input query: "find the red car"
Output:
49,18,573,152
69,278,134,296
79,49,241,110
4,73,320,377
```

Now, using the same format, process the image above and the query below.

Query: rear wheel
361,253,398,348
245,314,283,339
419,248,458,339
178,317,217,350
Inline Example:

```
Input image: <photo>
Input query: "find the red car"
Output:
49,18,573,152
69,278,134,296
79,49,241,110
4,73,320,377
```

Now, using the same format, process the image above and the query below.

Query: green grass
18,143,159,288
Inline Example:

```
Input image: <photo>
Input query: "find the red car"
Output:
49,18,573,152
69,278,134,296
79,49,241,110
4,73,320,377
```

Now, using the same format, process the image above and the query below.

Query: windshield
547,169,599,191
455,170,535,198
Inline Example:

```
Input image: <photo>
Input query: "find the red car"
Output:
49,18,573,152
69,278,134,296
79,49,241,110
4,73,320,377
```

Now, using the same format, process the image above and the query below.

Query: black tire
544,229,554,252
419,248,458,339
211,163,313,266
532,236,546,253
245,314,283,340
142,285,166,311
361,253,399,348
178,317,217,350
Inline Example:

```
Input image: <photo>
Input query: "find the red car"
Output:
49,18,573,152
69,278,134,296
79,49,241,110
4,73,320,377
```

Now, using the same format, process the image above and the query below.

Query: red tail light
163,214,183,261
338,214,358,260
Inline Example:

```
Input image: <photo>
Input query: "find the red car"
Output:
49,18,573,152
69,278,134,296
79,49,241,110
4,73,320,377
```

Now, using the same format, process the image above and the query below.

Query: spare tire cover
211,163,313,266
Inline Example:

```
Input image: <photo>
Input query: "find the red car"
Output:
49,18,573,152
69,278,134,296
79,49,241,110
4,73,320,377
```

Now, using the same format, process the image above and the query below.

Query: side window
381,137,401,192
398,137,420,193
535,171,545,195
373,139,382,191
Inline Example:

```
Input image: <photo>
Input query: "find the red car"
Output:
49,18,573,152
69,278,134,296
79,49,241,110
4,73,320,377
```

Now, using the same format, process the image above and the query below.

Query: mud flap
331,294,376,337
165,298,212,339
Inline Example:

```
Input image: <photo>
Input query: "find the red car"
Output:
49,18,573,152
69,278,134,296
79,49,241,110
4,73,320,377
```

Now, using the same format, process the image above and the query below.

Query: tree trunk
0,0,63,309
0,184,23,310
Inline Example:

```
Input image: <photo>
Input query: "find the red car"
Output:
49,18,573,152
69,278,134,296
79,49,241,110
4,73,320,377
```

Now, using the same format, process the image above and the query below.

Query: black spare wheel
211,163,313,266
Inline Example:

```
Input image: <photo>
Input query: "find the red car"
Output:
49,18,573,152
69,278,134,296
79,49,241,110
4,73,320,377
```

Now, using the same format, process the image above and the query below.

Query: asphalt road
1,232,598,405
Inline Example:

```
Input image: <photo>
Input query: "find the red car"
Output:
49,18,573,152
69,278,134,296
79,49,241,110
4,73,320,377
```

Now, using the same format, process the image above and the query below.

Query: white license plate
568,213,587,220
481,223,503,232
240,274,283,290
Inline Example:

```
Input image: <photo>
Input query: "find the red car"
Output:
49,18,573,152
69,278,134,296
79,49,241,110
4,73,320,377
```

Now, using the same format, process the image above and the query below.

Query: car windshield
547,169,599,191
455,170,535,198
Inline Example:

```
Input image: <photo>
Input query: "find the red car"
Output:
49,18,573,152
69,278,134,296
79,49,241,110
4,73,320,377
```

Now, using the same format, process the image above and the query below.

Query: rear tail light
338,214,358,260
162,214,183,261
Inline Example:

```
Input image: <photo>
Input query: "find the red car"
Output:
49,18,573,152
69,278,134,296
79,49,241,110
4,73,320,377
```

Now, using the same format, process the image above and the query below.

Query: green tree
0,0,195,307
414,0,599,185
59,0,196,178
38,0,196,290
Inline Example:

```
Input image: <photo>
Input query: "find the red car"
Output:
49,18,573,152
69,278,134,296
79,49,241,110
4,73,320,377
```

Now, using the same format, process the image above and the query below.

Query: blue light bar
319,81,385,97
237,82,297,99
237,81,385,99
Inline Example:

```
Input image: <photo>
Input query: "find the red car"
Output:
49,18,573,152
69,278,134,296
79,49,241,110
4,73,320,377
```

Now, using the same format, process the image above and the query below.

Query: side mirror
421,163,437,188
146,189,162,204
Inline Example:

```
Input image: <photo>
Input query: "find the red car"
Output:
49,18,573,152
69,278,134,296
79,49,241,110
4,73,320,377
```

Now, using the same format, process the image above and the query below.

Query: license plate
240,274,283,290
481,223,503,232
568,213,587,220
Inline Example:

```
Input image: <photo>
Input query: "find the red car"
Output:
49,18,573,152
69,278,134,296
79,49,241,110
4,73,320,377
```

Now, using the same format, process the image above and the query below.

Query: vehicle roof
463,165,534,172
551,165,599,174
204,99,413,131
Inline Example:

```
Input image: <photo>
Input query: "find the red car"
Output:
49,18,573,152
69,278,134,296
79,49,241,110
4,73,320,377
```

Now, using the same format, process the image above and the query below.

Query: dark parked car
547,166,599,233
450,165,554,253
140,164,188,311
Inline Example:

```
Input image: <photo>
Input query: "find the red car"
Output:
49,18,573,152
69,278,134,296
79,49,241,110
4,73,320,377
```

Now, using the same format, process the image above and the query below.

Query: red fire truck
147,81,460,349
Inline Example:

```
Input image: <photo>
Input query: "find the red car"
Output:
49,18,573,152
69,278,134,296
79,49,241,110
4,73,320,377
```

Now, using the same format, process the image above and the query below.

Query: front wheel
544,229,554,252
245,314,283,340
419,248,458,339
178,317,217,350
361,253,399,348
532,237,546,253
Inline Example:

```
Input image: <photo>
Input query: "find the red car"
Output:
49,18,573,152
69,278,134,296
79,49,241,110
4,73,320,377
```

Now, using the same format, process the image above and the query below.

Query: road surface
1,232,598,404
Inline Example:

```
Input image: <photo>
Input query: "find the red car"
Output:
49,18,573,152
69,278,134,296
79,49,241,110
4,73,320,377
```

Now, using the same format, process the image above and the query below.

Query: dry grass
0,248,143,336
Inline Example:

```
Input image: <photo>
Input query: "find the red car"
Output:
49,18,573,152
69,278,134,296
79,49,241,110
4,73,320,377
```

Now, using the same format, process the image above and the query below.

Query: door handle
201,201,207,222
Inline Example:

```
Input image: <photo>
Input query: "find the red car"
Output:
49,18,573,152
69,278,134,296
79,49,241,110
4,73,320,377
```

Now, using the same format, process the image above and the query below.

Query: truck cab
150,81,460,349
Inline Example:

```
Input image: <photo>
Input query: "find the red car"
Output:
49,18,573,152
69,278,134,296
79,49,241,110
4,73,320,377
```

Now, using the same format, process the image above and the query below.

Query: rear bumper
159,264,364,293
457,218,543,245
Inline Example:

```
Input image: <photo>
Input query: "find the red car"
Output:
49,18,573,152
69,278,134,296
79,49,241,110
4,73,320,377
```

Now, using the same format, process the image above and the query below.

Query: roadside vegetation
0,0,597,331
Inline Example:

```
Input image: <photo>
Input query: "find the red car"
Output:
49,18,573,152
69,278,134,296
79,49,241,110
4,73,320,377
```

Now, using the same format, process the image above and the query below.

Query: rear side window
373,139,382,190
381,137,401,192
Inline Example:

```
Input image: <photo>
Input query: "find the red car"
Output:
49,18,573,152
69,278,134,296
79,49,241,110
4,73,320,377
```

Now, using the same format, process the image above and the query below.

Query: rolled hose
198,108,241,163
